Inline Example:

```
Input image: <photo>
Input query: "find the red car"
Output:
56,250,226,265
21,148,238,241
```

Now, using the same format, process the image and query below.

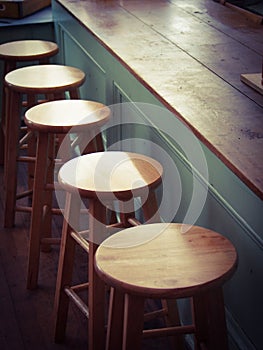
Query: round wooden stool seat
3,64,86,228
0,40,58,63
0,40,58,165
54,151,163,350
5,64,85,93
95,223,238,350
58,151,163,200
23,99,111,290
25,99,110,133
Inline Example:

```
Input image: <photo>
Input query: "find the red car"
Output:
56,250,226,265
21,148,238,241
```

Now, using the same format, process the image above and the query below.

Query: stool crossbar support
64,286,90,318
143,324,196,338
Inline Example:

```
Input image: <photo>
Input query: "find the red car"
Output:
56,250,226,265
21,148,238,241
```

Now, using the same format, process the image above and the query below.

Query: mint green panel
60,26,106,103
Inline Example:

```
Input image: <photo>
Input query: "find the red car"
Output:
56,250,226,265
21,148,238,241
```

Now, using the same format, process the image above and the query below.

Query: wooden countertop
55,0,263,199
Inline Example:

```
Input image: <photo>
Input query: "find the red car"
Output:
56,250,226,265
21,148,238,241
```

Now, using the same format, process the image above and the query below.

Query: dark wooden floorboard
0,162,177,350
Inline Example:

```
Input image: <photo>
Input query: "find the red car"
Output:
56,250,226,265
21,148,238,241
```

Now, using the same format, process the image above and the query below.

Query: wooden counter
55,0,263,199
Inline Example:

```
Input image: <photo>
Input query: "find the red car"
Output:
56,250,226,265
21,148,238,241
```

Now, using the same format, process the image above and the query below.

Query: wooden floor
0,162,180,350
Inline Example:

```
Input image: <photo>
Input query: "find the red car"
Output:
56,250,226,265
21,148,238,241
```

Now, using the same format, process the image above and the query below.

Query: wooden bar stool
0,40,59,165
3,64,85,228
95,223,238,350
53,151,163,350
24,99,111,290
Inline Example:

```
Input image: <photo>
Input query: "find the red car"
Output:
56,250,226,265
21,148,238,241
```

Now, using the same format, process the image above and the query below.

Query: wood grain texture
95,223,238,298
4,64,85,93
24,99,111,133
241,73,263,95
0,40,58,61
58,151,163,200
56,0,263,198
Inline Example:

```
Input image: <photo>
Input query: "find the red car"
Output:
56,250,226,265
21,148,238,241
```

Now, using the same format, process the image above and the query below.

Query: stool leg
53,92,66,100
39,58,50,64
119,200,135,227
88,198,107,350
26,132,50,289
3,85,11,173
162,299,185,350
123,293,145,350
143,190,184,349
80,130,101,155
4,90,21,227
54,192,79,342
56,133,73,162
0,61,16,165
0,119,3,165
142,190,160,223
41,133,56,252
192,288,229,350
26,93,38,190
69,88,80,99
95,131,104,152
119,188,159,226
106,287,125,350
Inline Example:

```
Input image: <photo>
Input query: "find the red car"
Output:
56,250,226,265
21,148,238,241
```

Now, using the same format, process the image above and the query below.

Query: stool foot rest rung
21,99,49,108
19,130,33,147
64,286,89,318
143,307,168,322
71,282,89,292
41,237,61,245
17,156,36,163
15,205,32,213
16,189,33,200
51,208,64,215
70,230,90,252
143,324,195,338
127,217,142,226
70,221,130,252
